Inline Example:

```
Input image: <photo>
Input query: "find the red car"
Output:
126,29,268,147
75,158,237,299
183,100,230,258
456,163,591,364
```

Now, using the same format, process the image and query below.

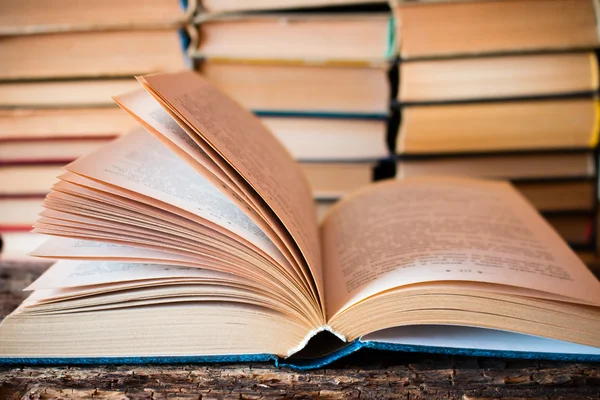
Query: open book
1,71,600,368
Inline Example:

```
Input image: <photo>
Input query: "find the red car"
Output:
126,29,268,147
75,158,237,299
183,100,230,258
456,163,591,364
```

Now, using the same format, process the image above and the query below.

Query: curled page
137,72,324,309
323,177,600,318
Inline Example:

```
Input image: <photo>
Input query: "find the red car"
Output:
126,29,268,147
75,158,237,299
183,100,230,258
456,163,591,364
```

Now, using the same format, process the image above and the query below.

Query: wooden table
1,262,599,399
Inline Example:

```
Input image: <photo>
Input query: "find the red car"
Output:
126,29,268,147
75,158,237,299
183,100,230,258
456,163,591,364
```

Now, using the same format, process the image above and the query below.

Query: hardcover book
198,61,390,117
396,98,599,154
260,116,389,161
393,0,600,59
0,79,141,108
0,28,188,80
0,108,136,141
192,13,394,64
399,52,599,104
1,71,600,369
0,0,193,35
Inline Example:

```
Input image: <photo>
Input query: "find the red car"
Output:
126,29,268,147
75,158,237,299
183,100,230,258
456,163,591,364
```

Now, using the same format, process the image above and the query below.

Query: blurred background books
0,0,191,262
1,0,600,275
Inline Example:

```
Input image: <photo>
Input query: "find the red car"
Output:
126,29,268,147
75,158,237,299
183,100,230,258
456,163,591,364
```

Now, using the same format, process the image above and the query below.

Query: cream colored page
323,177,600,319
140,71,324,304
65,128,287,267
112,89,305,286
113,89,245,200
31,237,200,262
134,75,320,310
37,205,275,272
26,260,234,291
31,235,312,317
50,169,309,294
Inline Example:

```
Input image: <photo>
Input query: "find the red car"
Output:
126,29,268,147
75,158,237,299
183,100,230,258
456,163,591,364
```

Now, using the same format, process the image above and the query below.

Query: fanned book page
1,71,600,367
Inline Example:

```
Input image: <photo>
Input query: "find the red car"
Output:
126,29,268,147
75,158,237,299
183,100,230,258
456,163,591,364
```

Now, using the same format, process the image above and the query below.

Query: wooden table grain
1,261,599,399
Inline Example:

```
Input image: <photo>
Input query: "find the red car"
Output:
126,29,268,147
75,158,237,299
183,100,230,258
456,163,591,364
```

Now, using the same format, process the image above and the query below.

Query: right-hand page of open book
322,176,600,320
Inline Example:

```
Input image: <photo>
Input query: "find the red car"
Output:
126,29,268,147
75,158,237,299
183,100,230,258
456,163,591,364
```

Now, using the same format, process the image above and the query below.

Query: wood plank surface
0,261,599,399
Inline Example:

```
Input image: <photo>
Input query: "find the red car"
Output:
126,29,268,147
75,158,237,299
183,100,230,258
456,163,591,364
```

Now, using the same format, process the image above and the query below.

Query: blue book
1,71,599,369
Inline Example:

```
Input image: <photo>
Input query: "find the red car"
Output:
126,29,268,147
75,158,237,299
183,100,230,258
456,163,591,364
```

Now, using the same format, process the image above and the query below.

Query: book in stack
191,0,395,220
1,71,600,366
390,0,600,265
0,0,192,261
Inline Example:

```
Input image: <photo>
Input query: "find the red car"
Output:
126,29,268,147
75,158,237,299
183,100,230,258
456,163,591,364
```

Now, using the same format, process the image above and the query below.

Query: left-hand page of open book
0,127,321,358
0,72,327,360
111,87,319,309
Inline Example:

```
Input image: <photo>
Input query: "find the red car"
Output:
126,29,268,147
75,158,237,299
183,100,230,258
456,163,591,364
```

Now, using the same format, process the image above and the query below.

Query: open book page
136,71,324,309
48,155,319,306
32,236,286,294
31,237,203,264
54,170,277,265
111,89,312,299
33,159,323,326
63,129,289,271
22,260,312,338
34,199,311,308
25,285,304,318
322,177,600,319
25,262,271,309
113,89,251,207
26,259,241,291
36,210,281,280
35,206,275,275
23,271,306,327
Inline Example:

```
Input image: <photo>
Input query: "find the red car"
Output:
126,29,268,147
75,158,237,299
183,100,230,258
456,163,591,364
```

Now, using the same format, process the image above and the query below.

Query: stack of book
391,0,600,262
191,0,395,220
0,0,191,261
2,0,598,267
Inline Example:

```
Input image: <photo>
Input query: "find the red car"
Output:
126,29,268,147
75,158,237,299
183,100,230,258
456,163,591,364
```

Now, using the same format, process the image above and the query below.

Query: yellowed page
36,194,287,285
37,207,267,271
113,85,317,310
54,138,313,299
31,232,319,325
47,179,280,267
34,174,323,325
64,128,288,270
31,237,201,263
26,279,248,305
26,263,275,307
25,286,303,322
36,204,291,281
26,260,236,291
137,71,323,307
113,89,245,201
112,89,309,292
323,177,600,319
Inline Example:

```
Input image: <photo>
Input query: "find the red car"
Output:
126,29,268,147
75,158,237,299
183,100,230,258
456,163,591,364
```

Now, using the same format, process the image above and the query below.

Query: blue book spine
3,341,600,370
